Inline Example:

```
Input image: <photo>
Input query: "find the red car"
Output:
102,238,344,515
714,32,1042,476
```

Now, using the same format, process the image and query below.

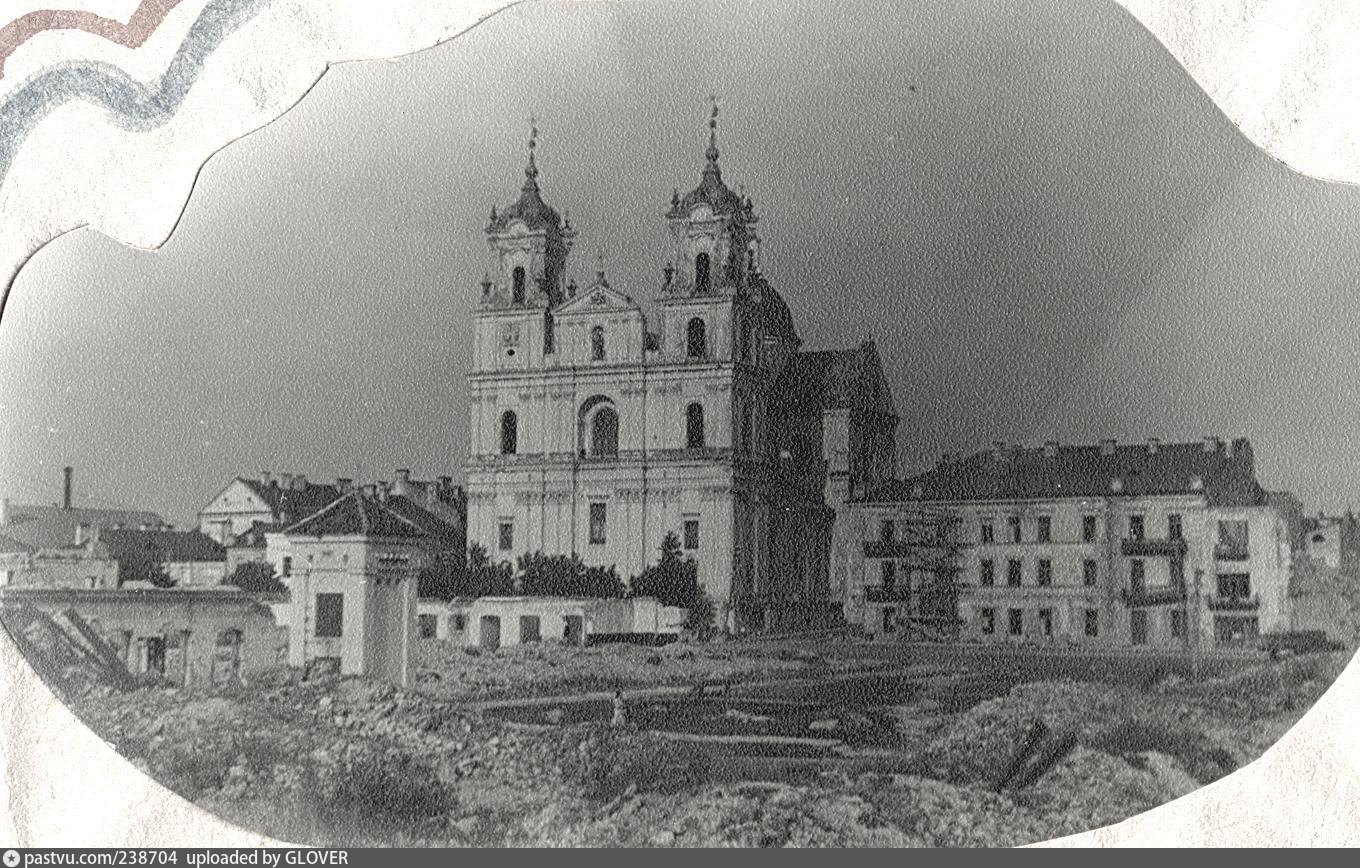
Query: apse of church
463,110,898,633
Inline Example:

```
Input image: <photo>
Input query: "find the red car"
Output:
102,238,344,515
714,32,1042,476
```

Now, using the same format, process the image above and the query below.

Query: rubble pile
60,648,1353,846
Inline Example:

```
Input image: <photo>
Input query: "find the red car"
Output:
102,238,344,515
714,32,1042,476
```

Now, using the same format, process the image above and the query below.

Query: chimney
63,466,73,510
336,477,353,493
280,473,294,489
1202,436,1221,453
260,471,272,486
395,468,411,484
1099,439,1116,456
292,474,307,491
1147,438,1160,455
377,484,390,503
1042,440,1059,458
362,484,377,498
74,522,89,546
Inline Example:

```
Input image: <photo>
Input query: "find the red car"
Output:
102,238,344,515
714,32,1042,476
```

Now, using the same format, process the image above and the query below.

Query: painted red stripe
0,0,186,79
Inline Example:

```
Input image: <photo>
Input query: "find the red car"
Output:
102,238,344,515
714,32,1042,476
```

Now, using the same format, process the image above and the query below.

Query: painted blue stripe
0,0,270,187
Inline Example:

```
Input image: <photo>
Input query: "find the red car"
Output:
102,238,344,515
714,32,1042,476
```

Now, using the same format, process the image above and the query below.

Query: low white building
417,595,686,649
267,490,424,685
852,437,1293,649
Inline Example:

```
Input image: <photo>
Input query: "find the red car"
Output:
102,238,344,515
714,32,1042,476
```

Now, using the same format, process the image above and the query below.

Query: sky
2,0,1360,525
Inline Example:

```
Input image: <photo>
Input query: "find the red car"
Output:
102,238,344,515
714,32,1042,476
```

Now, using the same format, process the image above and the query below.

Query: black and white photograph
1,0,1359,848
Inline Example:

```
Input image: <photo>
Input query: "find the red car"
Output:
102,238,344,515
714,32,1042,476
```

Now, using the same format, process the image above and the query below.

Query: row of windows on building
967,513,1185,545
495,511,702,552
498,401,759,457
959,512,1253,553
974,606,1188,643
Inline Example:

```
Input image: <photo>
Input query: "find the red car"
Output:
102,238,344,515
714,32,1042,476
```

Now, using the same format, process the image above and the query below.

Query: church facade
463,113,898,632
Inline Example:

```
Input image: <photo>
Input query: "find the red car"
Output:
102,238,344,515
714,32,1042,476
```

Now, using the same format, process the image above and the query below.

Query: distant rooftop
0,502,166,551
864,437,1266,507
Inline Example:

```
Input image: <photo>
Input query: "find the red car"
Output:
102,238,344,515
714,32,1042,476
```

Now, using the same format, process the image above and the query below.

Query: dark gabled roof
281,490,429,539
384,496,463,547
776,342,896,417
865,439,1266,507
99,528,226,563
0,504,165,550
226,519,280,549
237,478,342,525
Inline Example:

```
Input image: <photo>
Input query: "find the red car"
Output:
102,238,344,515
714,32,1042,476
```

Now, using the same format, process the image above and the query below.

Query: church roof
487,124,563,234
776,342,895,416
865,439,1266,506
668,103,751,219
751,274,799,344
281,490,429,539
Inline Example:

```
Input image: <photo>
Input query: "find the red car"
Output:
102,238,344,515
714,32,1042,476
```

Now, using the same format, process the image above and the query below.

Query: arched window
543,312,555,355
590,325,606,361
512,266,526,305
686,403,705,449
591,407,619,457
500,410,518,455
686,318,707,358
695,253,711,293
740,321,753,361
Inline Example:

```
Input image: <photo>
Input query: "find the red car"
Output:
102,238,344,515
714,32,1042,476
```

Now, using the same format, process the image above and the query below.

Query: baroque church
463,109,899,633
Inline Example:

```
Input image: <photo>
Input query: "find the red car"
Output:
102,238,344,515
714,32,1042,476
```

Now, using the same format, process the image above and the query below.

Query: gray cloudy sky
3,0,1360,524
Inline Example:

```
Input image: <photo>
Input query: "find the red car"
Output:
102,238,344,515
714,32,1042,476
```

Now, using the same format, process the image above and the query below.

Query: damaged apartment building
850,437,1297,648
0,468,280,686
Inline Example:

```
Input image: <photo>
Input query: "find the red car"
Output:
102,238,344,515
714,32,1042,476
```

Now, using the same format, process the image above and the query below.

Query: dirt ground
413,637,881,702
57,641,1354,847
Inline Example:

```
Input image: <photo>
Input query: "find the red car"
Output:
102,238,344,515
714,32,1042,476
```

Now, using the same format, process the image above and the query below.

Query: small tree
517,552,624,598
631,532,714,636
418,553,469,600
226,560,285,594
461,543,514,597
117,544,174,588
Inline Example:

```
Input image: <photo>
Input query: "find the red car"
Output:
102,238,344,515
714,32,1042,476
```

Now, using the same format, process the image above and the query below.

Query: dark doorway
145,637,166,676
520,615,541,643
563,614,584,646
1131,610,1148,645
480,615,501,650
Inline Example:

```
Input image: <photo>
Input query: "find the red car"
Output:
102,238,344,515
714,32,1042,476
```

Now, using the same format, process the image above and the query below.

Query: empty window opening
686,403,706,449
686,318,708,357
589,502,607,545
512,266,526,304
500,410,518,455
695,252,711,293
315,593,343,638
591,325,606,361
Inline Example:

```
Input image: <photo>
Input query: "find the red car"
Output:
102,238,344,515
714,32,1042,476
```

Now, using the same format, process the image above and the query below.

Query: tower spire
705,95,719,166
524,114,539,190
